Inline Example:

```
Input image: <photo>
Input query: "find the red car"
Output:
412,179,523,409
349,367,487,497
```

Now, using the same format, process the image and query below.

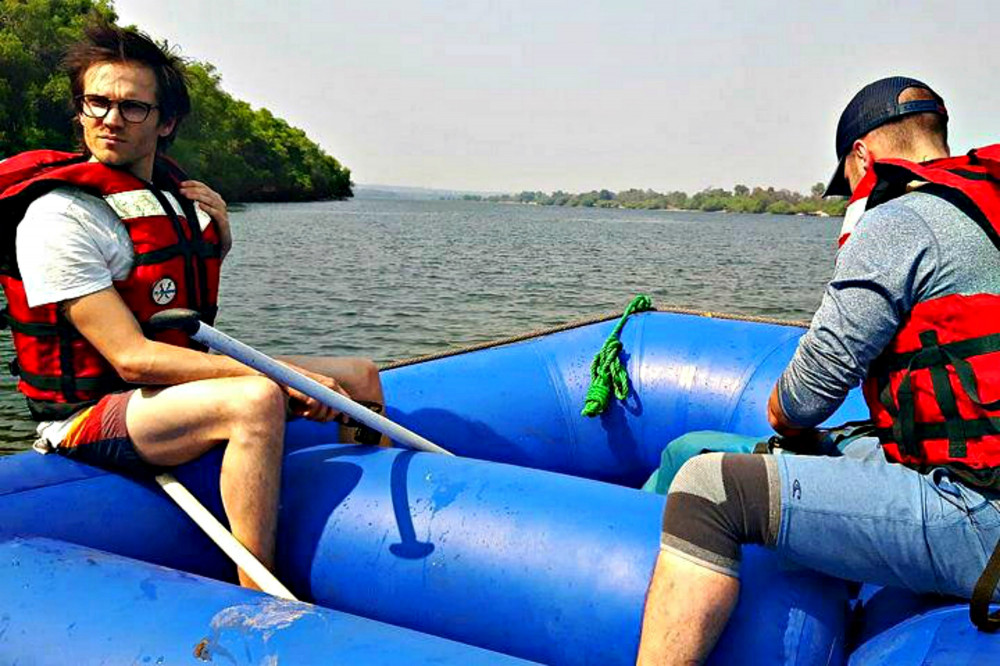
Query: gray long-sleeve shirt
777,189,1000,427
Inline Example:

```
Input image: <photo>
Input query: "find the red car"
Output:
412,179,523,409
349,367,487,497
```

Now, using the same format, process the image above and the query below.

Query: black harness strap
147,187,200,316
877,327,1000,460
880,333,1000,372
15,365,124,393
918,331,968,458
1,312,84,339
25,396,100,422
176,194,212,324
875,416,1000,442
877,366,923,459
55,311,78,403
919,182,1000,253
949,168,1000,183
972,539,1000,631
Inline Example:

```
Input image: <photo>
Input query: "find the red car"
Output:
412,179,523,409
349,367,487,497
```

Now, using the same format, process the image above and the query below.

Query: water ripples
0,199,839,450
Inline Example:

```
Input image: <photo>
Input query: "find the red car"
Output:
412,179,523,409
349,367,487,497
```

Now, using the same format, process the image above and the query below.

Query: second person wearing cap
635,76,1000,664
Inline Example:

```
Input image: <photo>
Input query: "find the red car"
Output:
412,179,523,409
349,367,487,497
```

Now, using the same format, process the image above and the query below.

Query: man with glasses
0,24,385,590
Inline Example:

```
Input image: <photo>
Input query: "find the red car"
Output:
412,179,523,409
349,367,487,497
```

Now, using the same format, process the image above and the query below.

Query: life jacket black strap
879,333,1000,373
15,365,125,393
876,416,1000,441
146,187,200,315
878,329,1000,459
175,193,212,317
917,331,968,458
971,536,1000,631
25,396,100,422
913,182,1000,254
878,370,923,459
200,304,219,326
869,161,1000,254
1,314,84,339
132,240,220,267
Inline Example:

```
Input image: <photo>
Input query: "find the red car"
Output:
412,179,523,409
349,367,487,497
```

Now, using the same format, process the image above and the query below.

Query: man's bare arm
62,287,257,385
63,287,350,422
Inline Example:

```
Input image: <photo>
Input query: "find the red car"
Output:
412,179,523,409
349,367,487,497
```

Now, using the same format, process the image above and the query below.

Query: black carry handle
148,308,203,336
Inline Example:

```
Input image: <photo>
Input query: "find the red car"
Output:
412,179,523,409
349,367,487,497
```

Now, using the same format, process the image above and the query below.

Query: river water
0,198,840,451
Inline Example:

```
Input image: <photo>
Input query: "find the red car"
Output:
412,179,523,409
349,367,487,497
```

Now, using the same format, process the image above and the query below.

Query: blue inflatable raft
0,309,997,664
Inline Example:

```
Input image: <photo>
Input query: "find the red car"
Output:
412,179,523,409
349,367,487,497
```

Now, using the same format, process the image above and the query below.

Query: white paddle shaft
154,472,296,600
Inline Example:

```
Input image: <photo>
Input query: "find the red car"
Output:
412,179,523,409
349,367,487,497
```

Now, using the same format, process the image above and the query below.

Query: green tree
0,0,117,154
0,1,352,202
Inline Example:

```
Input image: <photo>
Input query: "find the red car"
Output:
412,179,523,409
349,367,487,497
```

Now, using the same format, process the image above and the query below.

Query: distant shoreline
458,195,846,218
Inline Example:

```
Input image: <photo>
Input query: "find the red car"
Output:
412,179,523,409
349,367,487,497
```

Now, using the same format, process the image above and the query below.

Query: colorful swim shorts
56,390,154,475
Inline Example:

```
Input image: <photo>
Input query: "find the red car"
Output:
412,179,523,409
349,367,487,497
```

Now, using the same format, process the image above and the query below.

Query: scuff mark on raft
195,597,315,663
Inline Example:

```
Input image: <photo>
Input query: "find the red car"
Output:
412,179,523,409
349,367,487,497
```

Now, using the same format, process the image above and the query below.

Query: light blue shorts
774,438,1000,600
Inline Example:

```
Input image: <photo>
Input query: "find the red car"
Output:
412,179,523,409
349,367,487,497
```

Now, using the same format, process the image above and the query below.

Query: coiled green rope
581,294,654,417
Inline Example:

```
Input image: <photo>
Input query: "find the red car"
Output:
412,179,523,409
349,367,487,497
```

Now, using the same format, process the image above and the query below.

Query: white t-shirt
15,186,210,447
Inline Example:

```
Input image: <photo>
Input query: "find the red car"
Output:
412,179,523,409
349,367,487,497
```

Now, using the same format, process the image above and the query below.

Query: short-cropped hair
869,87,949,156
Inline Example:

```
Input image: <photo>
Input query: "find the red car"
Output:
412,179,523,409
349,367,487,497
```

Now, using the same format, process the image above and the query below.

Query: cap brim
824,155,851,197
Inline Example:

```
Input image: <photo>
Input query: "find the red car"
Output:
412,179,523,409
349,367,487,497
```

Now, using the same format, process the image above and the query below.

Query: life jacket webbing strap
875,416,1000,442
26,396,100,422
2,315,83,339
879,330,1000,458
971,536,1000,631
146,187,200,315
948,168,999,183
914,182,1000,253
177,194,212,318
132,240,220,267
879,372,922,458
880,333,1000,372
15,365,124,393
919,331,968,458
55,311,78,403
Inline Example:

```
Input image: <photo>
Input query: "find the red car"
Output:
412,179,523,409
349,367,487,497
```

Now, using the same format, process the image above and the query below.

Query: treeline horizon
462,183,847,216
0,0,352,202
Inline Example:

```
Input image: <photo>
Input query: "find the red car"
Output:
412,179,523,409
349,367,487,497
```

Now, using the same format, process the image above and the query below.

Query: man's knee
661,453,779,576
669,452,728,501
233,376,286,422
350,357,382,399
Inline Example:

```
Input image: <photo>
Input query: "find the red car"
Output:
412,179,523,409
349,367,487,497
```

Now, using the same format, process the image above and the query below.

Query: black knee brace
660,453,780,576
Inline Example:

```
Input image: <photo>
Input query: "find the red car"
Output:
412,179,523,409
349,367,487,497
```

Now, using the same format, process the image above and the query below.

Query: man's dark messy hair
64,22,190,150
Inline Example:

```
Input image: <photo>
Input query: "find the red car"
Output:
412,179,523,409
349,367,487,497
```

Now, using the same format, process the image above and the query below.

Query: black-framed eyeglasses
75,95,158,123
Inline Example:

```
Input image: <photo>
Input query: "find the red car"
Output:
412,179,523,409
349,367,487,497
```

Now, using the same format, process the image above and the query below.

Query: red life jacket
850,145,1000,488
0,150,221,421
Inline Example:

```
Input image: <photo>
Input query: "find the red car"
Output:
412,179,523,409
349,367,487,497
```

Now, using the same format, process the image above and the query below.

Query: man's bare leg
125,376,287,589
278,356,388,445
636,550,740,666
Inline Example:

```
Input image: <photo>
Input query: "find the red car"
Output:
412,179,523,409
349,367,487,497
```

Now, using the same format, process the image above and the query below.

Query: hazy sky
114,1,997,194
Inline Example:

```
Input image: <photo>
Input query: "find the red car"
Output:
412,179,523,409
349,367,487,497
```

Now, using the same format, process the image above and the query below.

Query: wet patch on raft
195,598,316,663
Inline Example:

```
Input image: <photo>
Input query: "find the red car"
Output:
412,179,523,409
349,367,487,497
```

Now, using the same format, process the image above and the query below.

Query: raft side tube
0,442,855,666
0,537,539,665
271,443,852,666
287,311,867,484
